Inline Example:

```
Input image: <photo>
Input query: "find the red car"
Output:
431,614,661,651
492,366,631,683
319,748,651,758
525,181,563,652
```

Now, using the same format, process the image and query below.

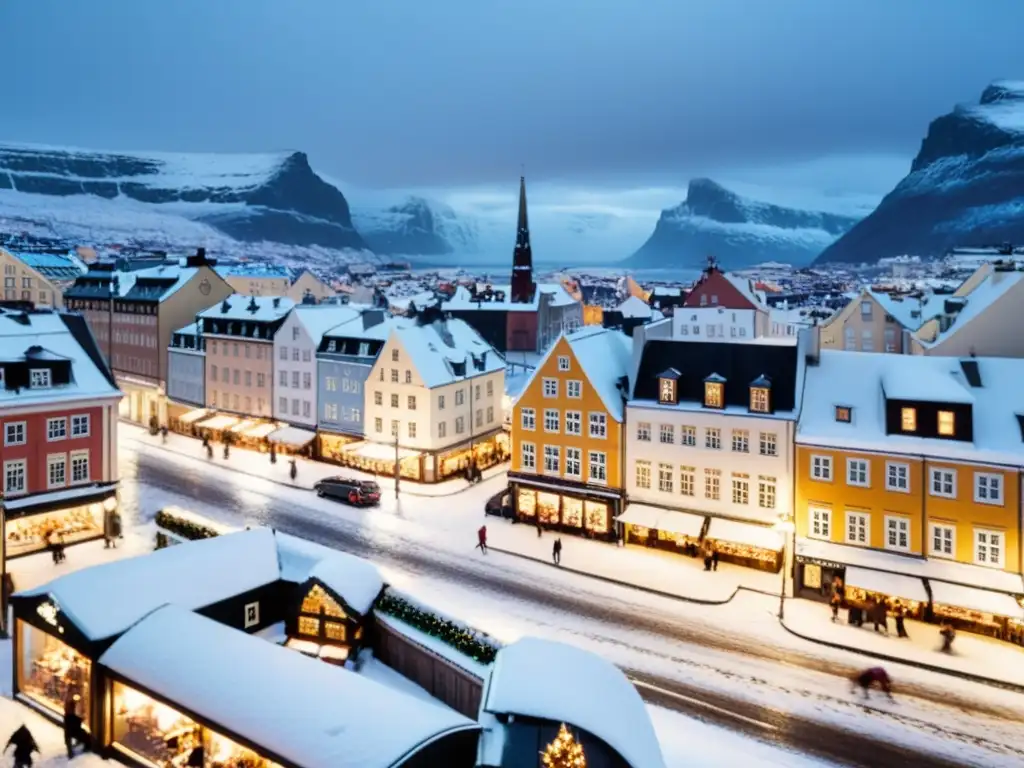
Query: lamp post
774,515,795,620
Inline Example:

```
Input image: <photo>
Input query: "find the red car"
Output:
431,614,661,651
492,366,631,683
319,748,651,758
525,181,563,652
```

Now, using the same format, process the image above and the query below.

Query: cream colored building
287,269,337,303
0,248,87,308
215,264,290,296
820,288,931,354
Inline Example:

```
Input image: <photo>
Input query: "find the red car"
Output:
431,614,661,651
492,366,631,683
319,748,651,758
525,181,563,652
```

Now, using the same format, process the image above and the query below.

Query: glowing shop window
901,407,917,432
704,382,723,408
938,410,955,436
517,490,536,517
324,621,347,642
17,621,91,726
205,730,279,768
298,616,321,636
584,501,608,534
112,682,200,767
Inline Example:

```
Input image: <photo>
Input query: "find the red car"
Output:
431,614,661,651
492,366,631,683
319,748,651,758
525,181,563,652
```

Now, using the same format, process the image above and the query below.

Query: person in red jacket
851,666,893,700
476,525,488,554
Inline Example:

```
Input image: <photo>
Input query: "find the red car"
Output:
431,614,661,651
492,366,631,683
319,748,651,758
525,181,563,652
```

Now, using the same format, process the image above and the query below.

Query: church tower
510,176,535,303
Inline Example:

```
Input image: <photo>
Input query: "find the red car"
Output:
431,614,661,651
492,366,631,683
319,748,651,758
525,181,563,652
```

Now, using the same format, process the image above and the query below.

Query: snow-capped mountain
625,178,860,268
350,195,480,256
0,143,368,252
815,81,1024,264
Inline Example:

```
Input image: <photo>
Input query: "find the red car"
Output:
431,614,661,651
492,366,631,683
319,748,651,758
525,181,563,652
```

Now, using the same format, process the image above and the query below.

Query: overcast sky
4,0,1024,192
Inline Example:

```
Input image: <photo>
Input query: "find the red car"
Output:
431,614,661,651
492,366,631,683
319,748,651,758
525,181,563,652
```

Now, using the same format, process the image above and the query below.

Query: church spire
510,175,535,303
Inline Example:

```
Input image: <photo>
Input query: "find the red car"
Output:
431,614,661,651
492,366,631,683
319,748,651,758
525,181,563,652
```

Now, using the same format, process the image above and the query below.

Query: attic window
327,340,337,353
657,368,680,406
703,379,724,409
901,407,917,432
750,388,770,414
835,406,852,423
938,410,955,437
29,369,51,388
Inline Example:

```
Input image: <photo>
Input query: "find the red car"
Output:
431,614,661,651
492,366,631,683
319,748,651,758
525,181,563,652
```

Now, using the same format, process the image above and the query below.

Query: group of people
4,694,89,767
829,576,957,653
476,524,563,564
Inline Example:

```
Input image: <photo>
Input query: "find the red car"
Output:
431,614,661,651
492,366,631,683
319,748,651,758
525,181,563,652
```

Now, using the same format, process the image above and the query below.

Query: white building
363,318,505,481
670,264,770,341
620,330,810,570
273,305,362,429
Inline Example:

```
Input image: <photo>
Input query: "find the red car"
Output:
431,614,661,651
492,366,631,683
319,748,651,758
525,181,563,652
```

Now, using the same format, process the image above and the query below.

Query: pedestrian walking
939,622,956,653
892,599,910,639
160,425,169,444
48,532,60,565
289,458,298,482
552,537,562,565
870,598,889,635
204,438,213,460
269,442,277,464
63,694,88,758
4,724,39,768
711,544,720,572
830,591,842,622
536,519,543,538
223,441,230,460
476,525,488,554
850,666,893,700
702,539,714,572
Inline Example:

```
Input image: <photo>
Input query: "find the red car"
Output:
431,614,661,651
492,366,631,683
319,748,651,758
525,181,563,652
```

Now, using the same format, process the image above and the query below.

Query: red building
0,308,122,568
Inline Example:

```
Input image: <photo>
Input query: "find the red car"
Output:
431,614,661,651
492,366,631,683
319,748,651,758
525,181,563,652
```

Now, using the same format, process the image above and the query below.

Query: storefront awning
929,580,1024,619
268,425,317,447
343,440,421,461
617,505,704,538
196,414,241,431
243,422,280,440
616,504,663,529
229,419,257,434
707,518,784,552
845,566,928,604
178,408,211,425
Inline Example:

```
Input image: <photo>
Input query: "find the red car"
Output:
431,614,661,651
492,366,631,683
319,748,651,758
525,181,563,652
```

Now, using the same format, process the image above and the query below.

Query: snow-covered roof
0,309,119,406
198,293,295,323
99,605,478,768
617,295,661,320
68,263,201,302
393,319,504,389
19,528,281,642
5,249,86,280
485,637,665,768
308,552,384,615
215,262,291,279
288,305,361,345
866,289,934,331
441,282,579,313
798,351,1024,465
723,272,767,309
565,327,632,421
917,268,1024,348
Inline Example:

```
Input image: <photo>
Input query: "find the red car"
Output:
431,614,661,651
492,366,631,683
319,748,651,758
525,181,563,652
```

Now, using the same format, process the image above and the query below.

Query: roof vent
220,299,231,314
247,296,259,314
272,297,281,309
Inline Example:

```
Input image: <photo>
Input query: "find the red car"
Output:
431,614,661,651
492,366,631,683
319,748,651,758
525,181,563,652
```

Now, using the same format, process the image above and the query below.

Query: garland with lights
543,723,587,768
154,510,222,543
377,591,501,664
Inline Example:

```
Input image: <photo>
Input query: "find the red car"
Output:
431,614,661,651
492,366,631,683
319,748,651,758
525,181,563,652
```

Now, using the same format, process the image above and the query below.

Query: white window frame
520,442,536,471
543,445,560,475
588,451,607,483
929,467,957,499
520,408,535,431
47,453,66,490
845,511,869,546
636,422,651,442
929,522,955,559
588,412,607,439
29,368,51,388
705,428,721,450
885,461,910,493
731,476,749,505
635,460,651,489
731,430,749,453
809,507,831,540
47,417,67,442
680,467,695,496
564,410,582,436
810,455,832,481
974,528,1005,569
71,414,90,438
4,421,26,446
680,426,696,447
659,424,674,444
974,472,1003,505
566,380,582,399
557,355,570,371
565,447,582,479
542,378,558,398
4,458,27,495
759,432,777,456
884,515,911,553
658,463,674,493
70,450,89,484
704,469,721,500
543,409,560,433
757,477,776,509
846,458,869,488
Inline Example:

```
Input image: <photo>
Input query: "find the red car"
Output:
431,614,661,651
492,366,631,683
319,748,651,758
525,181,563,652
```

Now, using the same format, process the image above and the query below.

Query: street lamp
774,515,796,620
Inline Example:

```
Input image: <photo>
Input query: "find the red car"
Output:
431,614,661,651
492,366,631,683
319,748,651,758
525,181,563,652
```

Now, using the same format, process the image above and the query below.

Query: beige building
199,295,296,418
820,288,932,354
287,269,336,303
215,265,290,297
0,248,87,308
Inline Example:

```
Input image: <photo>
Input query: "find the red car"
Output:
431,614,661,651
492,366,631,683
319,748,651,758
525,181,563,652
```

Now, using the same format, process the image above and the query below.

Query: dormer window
327,340,337,352
749,375,771,414
938,410,955,436
29,369,51,388
901,407,917,432
657,368,681,406
835,406,852,423
703,374,725,409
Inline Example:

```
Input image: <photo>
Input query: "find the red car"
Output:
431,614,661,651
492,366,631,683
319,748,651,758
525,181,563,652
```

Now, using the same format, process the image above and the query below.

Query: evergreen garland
378,591,501,664
154,510,222,542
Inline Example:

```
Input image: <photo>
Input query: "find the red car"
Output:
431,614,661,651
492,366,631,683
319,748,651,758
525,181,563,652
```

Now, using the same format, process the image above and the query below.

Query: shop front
928,580,1024,644
5,485,119,560
317,431,362,464
15,618,92,727
335,440,423,481
267,426,317,457
617,504,706,556
117,377,166,428
435,430,507,481
173,407,211,436
509,476,620,541
705,518,784,573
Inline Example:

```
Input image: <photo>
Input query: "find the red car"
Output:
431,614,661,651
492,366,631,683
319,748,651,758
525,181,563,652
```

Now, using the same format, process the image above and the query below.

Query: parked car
485,489,513,519
314,477,382,507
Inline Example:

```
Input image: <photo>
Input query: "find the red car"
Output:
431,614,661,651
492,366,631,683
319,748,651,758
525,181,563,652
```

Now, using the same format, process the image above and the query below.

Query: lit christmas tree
542,723,586,768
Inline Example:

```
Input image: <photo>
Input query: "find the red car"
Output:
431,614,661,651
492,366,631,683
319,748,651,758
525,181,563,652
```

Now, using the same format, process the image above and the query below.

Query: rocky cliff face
0,144,367,251
816,81,1024,265
625,178,859,268
350,196,479,256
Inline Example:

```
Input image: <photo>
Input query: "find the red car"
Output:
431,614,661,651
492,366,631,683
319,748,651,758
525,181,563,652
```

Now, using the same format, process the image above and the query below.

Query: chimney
805,323,821,366
273,297,281,309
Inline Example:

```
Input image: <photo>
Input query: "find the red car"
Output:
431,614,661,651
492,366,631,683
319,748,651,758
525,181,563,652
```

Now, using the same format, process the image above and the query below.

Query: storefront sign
797,556,844,570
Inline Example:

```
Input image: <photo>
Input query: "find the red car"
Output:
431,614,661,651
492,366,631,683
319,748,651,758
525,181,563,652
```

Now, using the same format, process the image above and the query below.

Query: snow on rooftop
563,327,632,421
394,319,504,389
865,289,935,331
723,272,767,308
18,528,280,641
919,268,1024,347
617,295,658,319
99,605,478,768
308,552,384,615
289,304,362,344
198,293,295,323
799,351,1024,465
485,637,665,768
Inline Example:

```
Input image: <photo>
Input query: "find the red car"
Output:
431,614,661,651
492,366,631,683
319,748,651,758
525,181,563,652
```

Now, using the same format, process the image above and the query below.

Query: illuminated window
749,388,770,413
301,584,346,619
704,382,724,408
298,616,320,636
834,406,851,423
900,407,917,432
324,622,347,642
659,378,677,404
938,410,955,436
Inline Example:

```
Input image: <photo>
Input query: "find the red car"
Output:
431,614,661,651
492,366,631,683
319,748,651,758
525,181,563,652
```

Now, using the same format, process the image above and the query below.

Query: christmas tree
542,723,586,768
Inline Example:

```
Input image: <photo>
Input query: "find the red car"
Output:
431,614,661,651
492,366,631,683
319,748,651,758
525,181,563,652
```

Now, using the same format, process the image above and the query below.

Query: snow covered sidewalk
486,521,782,604
782,598,1024,688
121,422,508,498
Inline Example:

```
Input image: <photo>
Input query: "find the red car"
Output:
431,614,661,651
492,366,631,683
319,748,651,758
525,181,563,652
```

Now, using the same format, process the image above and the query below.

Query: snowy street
5,427,1024,767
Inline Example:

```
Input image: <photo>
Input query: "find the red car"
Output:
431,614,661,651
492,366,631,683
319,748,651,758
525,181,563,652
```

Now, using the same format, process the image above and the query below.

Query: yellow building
795,349,1024,641
0,247,86,307
509,327,632,540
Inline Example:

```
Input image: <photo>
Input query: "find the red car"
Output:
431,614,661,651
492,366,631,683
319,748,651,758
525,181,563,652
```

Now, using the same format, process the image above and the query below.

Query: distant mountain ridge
625,178,859,268
350,195,479,256
816,81,1024,264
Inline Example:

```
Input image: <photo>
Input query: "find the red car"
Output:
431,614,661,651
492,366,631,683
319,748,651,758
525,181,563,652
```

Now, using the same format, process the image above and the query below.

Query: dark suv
314,477,382,507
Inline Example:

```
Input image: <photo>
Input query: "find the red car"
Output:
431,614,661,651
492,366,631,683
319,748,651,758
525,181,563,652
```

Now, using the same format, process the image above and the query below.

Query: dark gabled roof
60,312,118,388
634,340,799,411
